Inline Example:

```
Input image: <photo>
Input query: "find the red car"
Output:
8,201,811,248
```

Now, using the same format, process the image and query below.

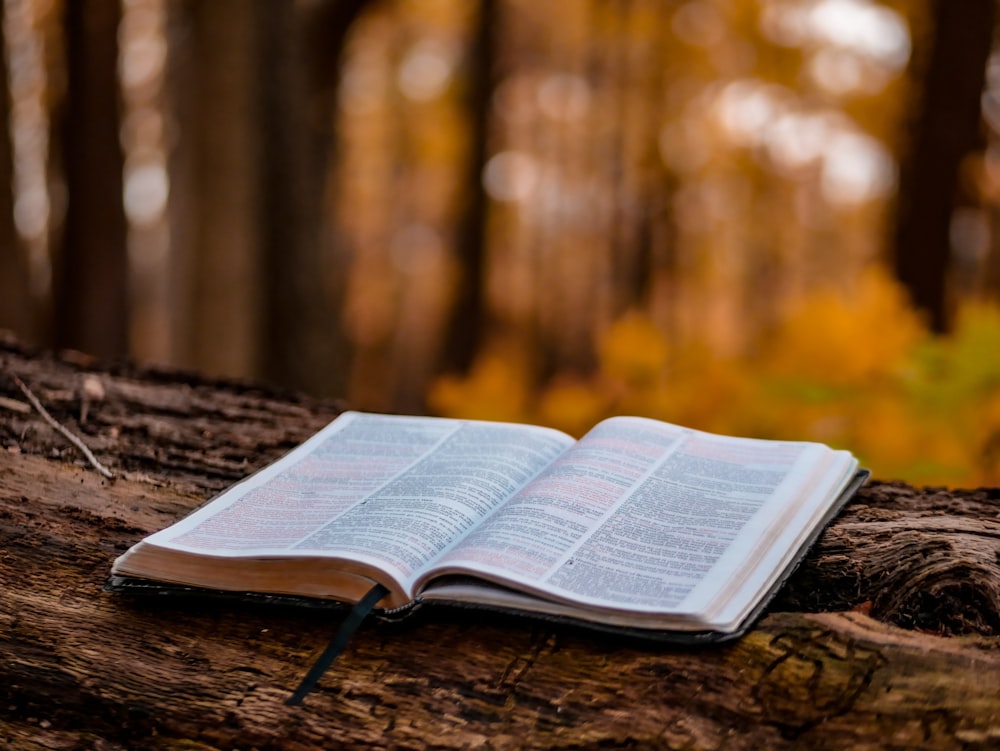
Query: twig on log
10,372,116,480
0,394,30,413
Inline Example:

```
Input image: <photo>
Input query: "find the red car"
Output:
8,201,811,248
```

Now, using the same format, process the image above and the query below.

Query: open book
110,411,867,642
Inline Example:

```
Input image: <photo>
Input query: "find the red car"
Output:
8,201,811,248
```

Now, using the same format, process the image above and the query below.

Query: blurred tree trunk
168,0,369,395
608,0,663,321
440,0,497,376
891,0,995,333
163,1,194,368
52,0,128,358
988,205,1000,295
259,0,370,398
169,0,265,379
0,7,33,343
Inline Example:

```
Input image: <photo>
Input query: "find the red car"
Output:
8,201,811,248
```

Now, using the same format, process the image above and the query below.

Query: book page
139,412,573,595
419,416,837,616
683,451,856,630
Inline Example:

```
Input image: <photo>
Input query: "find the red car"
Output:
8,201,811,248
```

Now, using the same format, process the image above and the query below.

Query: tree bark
1,336,999,749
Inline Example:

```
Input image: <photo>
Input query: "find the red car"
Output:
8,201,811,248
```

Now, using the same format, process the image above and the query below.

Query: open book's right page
417,416,857,632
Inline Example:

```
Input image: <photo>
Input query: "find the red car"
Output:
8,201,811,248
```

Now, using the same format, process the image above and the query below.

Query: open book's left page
111,412,574,607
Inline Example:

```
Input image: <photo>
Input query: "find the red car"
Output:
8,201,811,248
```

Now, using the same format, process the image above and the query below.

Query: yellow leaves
427,345,531,423
847,396,966,485
945,301,1000,396
537,378,610,437
597,311,669,387
428,270,1000,487
975,393,1000,486
763,268,927,386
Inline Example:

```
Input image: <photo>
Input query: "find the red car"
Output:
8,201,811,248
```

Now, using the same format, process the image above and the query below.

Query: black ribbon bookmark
285,583,389,706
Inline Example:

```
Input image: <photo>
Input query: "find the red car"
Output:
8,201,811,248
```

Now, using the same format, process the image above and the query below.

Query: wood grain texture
2,337,999,749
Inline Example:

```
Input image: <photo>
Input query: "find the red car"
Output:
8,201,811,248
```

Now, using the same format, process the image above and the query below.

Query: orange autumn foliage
429,269,1000,488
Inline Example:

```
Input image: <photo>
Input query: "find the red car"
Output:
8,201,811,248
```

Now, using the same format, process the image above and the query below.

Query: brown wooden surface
2,335,1000,750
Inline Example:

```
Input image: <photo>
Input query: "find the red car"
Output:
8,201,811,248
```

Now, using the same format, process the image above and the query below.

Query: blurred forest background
1,0,1000,488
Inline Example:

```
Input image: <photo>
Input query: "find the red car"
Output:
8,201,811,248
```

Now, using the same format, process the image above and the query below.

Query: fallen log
1,336,999,750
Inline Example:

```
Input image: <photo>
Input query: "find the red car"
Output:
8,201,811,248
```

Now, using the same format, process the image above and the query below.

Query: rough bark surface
1,335,999,750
